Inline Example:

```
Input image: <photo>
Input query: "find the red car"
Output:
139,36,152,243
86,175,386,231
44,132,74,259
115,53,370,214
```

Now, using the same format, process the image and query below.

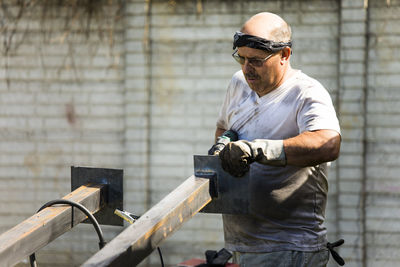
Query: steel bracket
71,166,123,226
194,155,250,214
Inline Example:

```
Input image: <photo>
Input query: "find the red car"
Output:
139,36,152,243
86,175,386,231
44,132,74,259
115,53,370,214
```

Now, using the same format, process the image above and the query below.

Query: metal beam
83,175,211,267
0,184,105,267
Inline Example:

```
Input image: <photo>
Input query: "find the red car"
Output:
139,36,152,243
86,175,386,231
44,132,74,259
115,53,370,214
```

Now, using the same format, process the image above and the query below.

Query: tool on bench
114,209,140,224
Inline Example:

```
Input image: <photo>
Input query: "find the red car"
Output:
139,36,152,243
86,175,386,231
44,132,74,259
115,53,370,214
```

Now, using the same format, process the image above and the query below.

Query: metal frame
82,176,211,267
194,155,250,214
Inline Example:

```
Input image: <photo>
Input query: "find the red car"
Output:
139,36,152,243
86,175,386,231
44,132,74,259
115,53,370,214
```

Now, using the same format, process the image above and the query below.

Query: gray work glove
219,139,287,177
208,130,238,155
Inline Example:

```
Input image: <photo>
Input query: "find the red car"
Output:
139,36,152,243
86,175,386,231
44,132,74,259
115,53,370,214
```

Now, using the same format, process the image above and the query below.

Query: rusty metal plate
71,166,123,226
194,155,250,214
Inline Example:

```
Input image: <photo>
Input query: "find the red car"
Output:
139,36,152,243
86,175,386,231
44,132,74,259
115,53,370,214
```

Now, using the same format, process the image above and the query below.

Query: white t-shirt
217,70,341,253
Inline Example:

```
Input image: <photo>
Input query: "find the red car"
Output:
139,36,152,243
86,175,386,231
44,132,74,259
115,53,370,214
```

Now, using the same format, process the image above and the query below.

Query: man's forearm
217,129,341,177
283,129,341,167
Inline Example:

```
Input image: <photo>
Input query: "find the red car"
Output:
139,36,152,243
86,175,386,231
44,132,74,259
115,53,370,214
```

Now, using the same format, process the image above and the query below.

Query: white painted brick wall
361,1,400,266
0,2,125,266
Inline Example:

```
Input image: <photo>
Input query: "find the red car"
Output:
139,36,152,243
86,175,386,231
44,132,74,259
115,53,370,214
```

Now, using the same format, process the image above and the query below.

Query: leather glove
219,141,254,177
208,130,238,155
219,139,286,177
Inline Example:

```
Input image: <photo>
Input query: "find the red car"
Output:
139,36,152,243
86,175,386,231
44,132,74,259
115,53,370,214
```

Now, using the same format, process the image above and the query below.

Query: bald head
241,12,291,42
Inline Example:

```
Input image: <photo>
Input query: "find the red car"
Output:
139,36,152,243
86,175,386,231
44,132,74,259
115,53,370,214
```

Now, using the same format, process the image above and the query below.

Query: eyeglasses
232,50,274,67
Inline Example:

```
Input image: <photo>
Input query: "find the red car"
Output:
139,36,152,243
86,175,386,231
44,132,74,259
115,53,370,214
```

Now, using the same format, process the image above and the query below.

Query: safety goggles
232,49,275,67
233,31,292,52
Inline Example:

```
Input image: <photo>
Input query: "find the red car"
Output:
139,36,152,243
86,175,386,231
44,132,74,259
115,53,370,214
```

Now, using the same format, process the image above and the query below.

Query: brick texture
0,2,125,267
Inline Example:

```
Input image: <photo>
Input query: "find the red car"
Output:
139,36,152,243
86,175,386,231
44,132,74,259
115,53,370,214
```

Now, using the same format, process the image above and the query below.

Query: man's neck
257,66,296,97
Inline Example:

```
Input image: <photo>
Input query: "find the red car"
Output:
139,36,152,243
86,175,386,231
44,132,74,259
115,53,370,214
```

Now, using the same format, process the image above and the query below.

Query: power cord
29,199,106,267
157,247,165,267
28,201,165,267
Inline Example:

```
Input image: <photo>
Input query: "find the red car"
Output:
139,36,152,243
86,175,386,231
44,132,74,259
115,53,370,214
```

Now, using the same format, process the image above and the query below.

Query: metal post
82,176,211,267
0,184,106,267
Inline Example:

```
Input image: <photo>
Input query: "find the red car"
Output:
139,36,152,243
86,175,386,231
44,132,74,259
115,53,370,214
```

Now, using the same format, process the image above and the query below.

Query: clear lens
232,53,245,65
248,58,264,67
232,50,273,67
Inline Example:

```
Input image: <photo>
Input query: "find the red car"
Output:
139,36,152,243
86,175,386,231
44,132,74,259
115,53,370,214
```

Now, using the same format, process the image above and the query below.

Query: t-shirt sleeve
297,85,341,135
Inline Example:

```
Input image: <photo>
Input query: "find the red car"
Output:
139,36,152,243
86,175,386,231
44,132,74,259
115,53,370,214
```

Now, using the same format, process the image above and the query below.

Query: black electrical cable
29,199,106,267
157,247,165,267
29,200,165,267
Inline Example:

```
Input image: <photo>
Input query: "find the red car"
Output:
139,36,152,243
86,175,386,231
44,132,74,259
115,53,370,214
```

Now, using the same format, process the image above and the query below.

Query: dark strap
205,250,218,264
327,239,345,266
233,31,292,52
196,248,232,267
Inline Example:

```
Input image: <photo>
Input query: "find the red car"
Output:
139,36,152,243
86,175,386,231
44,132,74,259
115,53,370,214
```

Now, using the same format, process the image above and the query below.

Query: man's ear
280,47,291,64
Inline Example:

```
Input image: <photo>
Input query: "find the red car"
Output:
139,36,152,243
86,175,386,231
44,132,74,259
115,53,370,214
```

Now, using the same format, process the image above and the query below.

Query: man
211,12,341,266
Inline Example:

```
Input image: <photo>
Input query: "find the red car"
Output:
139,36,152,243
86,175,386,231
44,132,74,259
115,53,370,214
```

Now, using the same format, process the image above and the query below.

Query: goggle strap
233,31,292,52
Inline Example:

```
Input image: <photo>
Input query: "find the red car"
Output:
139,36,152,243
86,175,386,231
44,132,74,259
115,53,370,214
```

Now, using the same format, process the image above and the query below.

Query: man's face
237,46,283,97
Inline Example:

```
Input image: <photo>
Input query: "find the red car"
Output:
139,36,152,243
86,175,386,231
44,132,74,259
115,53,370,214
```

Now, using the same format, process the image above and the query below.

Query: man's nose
242,59,254,72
